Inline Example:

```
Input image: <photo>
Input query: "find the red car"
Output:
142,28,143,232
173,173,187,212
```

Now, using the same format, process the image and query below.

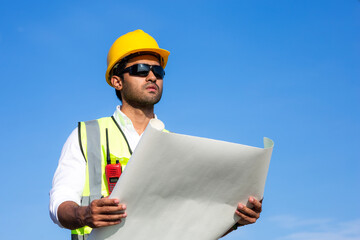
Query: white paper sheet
89,119,274,240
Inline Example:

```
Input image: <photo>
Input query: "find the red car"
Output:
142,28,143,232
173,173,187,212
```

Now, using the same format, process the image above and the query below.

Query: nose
146,69,157,82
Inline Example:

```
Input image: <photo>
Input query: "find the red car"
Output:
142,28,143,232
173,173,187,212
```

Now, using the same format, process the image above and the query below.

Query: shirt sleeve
49,127,86,227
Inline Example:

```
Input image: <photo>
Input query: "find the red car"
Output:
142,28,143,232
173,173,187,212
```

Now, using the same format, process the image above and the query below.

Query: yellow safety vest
71,116,132,240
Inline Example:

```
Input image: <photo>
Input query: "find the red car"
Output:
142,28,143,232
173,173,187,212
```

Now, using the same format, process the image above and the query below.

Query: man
49,29,262,240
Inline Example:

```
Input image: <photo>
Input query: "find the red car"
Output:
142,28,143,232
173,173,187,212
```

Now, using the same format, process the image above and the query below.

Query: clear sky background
0,0,359,239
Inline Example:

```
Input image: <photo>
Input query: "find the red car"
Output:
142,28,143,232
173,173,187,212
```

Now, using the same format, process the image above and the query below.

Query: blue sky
0,0,359,239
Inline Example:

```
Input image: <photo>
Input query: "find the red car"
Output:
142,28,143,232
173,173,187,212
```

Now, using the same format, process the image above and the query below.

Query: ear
111,75,123,90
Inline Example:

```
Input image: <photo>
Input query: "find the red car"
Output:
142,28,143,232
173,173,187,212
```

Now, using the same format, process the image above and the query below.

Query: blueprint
89,119,274,240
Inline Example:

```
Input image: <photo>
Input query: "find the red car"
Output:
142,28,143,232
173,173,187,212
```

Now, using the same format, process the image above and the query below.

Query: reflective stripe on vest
71,234,89,240
71,116,132,238
85,120,102,201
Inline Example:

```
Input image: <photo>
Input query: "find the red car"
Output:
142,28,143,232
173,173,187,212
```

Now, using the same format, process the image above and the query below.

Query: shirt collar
113,105,157,131
114,105,133,128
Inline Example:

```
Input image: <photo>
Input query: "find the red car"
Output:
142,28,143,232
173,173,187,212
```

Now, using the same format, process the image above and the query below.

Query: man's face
116,55,164,108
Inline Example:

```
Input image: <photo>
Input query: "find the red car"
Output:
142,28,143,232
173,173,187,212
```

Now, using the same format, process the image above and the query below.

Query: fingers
95,204,126,215
86,213,126,228
91,199,126,214
94,198,121,207
249,197,262,212
90,211,127,227
85,198,127,228
235,197,263,226
236,203,259,220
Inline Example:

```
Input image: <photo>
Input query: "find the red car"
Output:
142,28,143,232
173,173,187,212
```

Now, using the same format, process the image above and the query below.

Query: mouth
145,84,158,92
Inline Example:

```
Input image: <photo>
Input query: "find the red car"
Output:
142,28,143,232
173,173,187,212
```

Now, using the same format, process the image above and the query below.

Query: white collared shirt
49,106,156,227
113,105,144,151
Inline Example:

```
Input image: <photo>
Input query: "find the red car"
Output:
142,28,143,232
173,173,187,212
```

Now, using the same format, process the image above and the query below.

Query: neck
120,103,155,135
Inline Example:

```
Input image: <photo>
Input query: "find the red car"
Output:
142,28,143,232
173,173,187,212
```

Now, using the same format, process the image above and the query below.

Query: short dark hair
110,52,161,102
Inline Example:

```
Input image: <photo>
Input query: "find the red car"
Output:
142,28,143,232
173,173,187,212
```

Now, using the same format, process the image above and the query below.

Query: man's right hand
81,198,127,228
58,199,127,230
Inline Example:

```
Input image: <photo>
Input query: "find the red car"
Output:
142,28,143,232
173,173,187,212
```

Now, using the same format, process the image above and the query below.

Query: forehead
126,54,160,67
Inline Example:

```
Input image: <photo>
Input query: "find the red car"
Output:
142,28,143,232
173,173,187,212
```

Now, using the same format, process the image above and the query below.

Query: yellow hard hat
105,29,170,86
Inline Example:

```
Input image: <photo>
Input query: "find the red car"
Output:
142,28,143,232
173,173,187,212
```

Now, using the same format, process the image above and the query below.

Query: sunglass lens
135,64,151,77
152,66,165,79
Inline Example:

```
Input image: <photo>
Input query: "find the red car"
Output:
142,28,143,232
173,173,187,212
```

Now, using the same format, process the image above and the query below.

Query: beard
121,81,163,108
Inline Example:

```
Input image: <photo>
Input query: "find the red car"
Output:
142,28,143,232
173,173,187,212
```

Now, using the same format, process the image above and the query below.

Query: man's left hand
235,197,262,226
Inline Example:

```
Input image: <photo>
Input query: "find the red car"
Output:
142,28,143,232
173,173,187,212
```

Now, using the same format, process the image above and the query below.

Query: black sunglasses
121,64,165,79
